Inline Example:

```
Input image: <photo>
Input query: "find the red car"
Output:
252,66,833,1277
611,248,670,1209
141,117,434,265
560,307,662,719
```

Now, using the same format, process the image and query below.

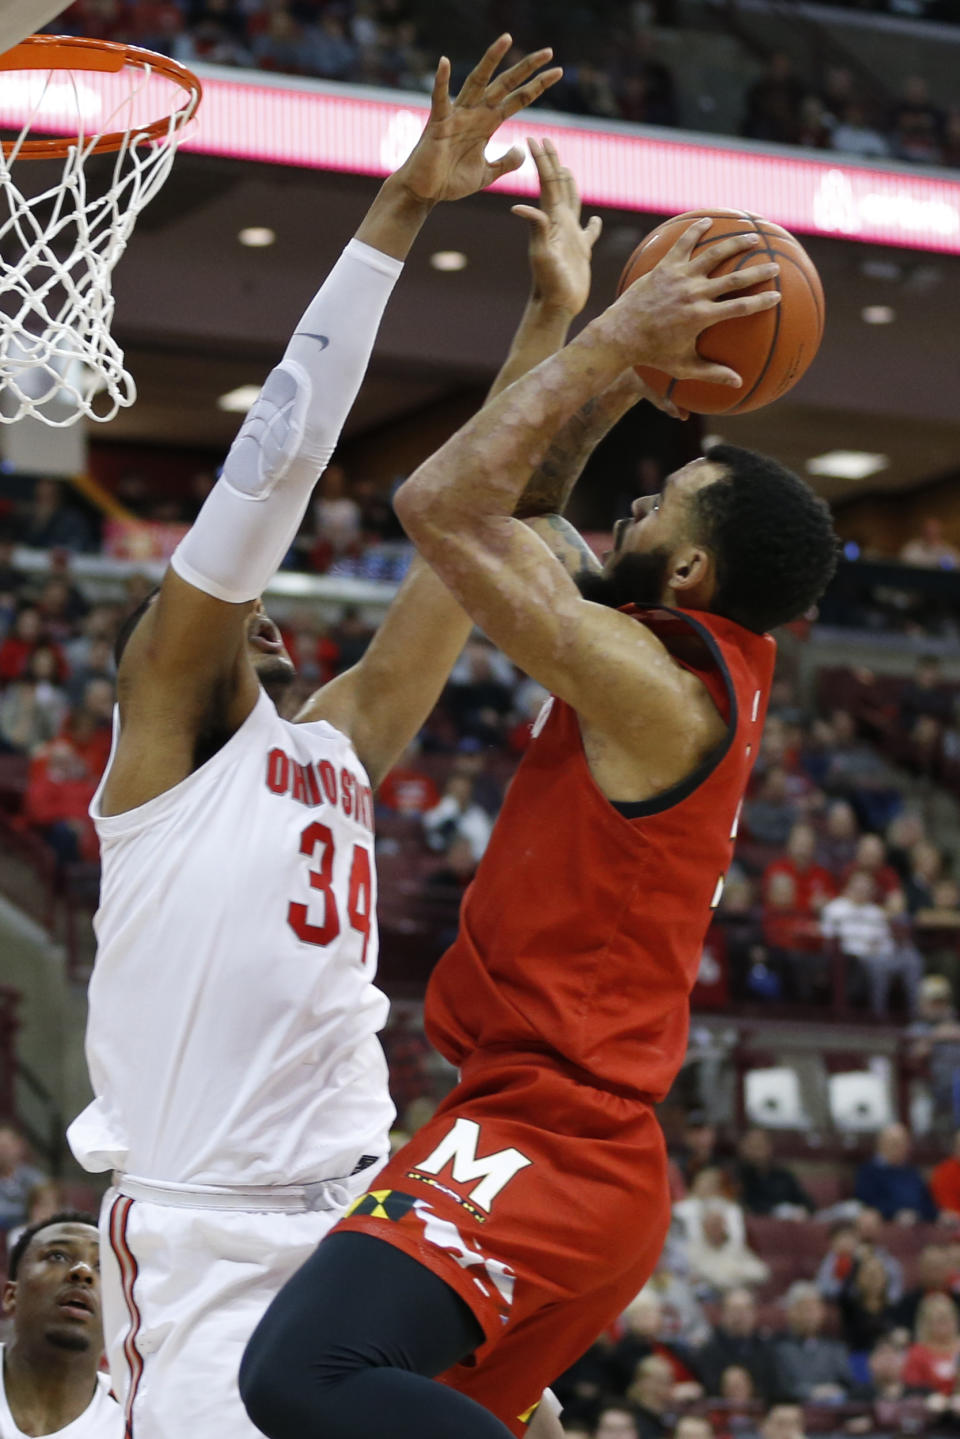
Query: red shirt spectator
931,1133,960,1218
762,870,822,952
764,820,837,913
903,1294,960,1396
379,745,440,815
842,833,904,905
22,740,99,861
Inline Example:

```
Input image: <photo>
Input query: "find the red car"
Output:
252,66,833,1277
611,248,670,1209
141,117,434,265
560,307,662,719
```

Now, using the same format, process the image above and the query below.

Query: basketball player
239,213,839,1437
62,38,612,1439
1,1211,120,1436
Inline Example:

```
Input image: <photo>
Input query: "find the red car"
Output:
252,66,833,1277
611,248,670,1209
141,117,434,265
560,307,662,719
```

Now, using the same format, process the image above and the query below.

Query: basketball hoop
0,35,201,426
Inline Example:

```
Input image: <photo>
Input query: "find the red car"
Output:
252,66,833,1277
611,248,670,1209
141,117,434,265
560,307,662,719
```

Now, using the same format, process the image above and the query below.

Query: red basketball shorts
334,1055,671,1436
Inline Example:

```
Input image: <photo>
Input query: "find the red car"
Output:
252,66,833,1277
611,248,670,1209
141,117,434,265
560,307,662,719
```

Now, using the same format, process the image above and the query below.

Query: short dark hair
694,445,838,634
7,1210,99,1281
113,588,161,668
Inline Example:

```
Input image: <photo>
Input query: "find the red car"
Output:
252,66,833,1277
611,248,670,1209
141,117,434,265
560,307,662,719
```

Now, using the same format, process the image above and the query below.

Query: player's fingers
487,146,526,182
706,261,779,295
540,138,579,216
686,362,744,388
689,232,762,273
456,32,513,103
584,214,603,249
528,138,563,206
510,203,550,233
430,55,451,117
500,67,564,121
653,395,690,420
708,289,782,321
664,216,712,263
487,45,554,105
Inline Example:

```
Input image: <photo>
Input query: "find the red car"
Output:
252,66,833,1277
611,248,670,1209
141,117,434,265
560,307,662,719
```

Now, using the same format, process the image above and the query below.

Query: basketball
616,208,825,416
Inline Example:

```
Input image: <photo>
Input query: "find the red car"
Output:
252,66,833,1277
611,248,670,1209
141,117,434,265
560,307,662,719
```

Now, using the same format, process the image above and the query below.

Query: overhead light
806,451,889,481
217,384,261,413
430,250,468,272
238,226,275,247
862,305,895,325
702,433,725,450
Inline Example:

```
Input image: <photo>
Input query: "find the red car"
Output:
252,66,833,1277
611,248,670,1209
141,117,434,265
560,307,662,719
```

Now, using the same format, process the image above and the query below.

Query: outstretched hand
608,217,782,388
394,35,562,207
510,138,602,318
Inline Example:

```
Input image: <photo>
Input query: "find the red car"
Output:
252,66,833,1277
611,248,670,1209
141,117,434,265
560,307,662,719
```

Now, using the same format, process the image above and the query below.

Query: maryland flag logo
345,1189,417,1222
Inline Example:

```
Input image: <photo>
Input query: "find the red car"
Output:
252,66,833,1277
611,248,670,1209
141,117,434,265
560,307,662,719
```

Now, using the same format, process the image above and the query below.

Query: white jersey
0,1347,121,1437
67,689,393,1186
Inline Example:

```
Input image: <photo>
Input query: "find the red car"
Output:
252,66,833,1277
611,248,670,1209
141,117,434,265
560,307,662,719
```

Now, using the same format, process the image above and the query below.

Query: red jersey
425,607,775,1101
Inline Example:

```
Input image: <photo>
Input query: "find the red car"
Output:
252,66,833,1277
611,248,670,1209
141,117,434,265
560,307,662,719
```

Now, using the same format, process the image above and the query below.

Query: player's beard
253,655,297,702
575,545,672,611
45,1326,91,1352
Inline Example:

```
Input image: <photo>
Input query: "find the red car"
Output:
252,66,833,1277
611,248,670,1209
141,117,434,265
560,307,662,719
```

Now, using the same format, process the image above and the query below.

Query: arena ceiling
98,154,960,504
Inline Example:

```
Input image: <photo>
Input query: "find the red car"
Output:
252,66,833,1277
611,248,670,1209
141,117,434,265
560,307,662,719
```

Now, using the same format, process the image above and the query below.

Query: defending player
1,1211,120,1436
63,38,573,1439
240,182,839,1437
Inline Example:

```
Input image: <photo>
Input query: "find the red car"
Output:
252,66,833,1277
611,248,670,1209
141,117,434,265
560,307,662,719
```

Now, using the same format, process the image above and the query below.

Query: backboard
0,3,73,56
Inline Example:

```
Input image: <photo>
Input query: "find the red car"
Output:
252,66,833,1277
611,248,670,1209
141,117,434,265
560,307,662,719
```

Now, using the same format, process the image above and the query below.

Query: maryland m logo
412,1118,532,1212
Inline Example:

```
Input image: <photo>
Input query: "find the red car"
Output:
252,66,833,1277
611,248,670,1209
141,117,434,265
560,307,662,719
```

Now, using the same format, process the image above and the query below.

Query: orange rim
0,34,202,160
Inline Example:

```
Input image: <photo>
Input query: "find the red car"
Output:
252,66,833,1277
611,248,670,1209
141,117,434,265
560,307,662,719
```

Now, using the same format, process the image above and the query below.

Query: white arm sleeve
171,238,404,604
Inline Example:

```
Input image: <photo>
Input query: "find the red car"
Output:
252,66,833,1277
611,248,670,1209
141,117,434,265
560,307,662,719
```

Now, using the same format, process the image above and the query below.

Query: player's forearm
353,173,435,262
513,375,642,518
395,313,632,542
487,296,574,402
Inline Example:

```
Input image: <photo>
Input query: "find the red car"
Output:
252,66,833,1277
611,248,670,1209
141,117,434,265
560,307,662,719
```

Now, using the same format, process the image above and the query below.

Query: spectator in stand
35,574,88,637
0,677,62,753
821,871,923,1016
61,678,113,780
902,1292,960,1395
328,604,373,669
742,766,799,849
816,1220,861,1301
886,811,928,880
742,52,808,144
681,1200,770,1295
595,1404,639,1439
449,738,504,817
380,1011,432,1115
445,639,515,748
854,1208,906,1300
760,1406,806,1439
0,1121,47,1233
838,1253,898,1364
764,821,837,912
626,1355,675,1439
693,1287,781,1402
377,742,441,815
775,1281,853,1402
424,835,478,932
608,1294,702,1401
862,1337,919,1403
65,636,115,705
900,655,955,738
830,100,891,159
761,870,824,1002
824,710,902,833
310,462,362,567
735,1128,814,1217
636,1253,711,1348
902,840,943,912
0,606,45,682
890,75,943,164
818,799,861,874
909,975,960,1130
931,1131,960,1220
17,478,94,552
422,772,492,861
673,1112,721,1188
22,736,99,865
895,1246,960,1330
842,833,905,910
900,518,960,570
63,603,120,678
22,646,70,739
5,1177,65,1250
855,1123,938,1223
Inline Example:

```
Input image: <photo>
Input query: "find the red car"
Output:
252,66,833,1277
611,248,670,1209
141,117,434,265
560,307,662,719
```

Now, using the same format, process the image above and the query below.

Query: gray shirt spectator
775,1282,852,1401
694,1288,781,1400
0,1121,47,1233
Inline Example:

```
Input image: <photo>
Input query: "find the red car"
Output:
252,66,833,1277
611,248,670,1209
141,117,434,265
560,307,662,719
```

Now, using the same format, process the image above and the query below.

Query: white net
0,42,200,426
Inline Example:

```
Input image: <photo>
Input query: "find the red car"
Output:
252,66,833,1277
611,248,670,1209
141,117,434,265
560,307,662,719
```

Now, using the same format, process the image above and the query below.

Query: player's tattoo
525,513,602,580
513,399,601,521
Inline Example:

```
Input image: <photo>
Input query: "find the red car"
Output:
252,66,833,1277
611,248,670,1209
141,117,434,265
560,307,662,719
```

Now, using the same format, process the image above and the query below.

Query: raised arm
393,216,782,756
296,143,607,785
101,36,560,815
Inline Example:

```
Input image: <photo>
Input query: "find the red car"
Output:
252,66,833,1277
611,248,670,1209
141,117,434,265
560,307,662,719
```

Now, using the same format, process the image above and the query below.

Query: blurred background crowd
50,0,960,170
